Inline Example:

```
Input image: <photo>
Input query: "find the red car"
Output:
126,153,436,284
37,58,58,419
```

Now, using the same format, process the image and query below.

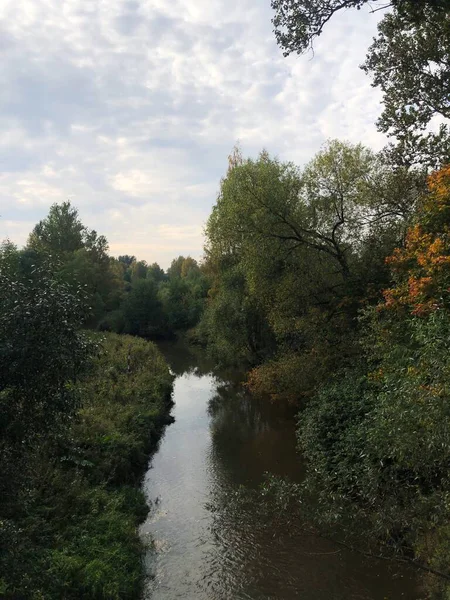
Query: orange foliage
381,165,450,316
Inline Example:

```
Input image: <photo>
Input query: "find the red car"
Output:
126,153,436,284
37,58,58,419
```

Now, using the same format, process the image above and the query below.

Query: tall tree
271,0,450,56
362,8,450,168
28,202,121,325
201,141,419,395
272,0,450,166
28,201,83,256
0,248,94,507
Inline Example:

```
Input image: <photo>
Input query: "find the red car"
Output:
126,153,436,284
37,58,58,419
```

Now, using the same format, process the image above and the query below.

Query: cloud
0,0,386,267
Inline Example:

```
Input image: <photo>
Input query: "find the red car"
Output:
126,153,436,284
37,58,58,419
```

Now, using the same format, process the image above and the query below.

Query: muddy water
141,341,421,600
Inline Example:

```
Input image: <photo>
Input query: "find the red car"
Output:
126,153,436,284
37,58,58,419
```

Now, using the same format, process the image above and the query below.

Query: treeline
197,0,450,595
16,200,209,337
0,210,198,597
198,143,450,596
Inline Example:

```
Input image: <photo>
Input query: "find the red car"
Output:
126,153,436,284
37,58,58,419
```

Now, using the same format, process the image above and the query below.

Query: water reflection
141,341,420,600
207,381,302,489
157,339,219,378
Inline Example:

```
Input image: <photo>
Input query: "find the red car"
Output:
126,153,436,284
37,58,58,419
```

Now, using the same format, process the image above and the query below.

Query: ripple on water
140,342,421,600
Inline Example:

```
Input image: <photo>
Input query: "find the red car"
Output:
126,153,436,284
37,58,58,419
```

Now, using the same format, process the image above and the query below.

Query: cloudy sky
0,0,386,268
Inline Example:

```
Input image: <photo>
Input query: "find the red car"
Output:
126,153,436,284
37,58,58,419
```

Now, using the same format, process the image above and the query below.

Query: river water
140,341,421,600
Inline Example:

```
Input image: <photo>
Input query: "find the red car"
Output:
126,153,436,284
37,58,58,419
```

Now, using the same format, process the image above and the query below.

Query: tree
272,1,450,166
381,164,450,315
28,201,84,257
28,202,122,326
201,141,419,397
297,165,450,587
271,0,450,56
118,255,136,267
198,261,274,366
147,262,166,283
130,260,148,283
122,279,166,338
29,202,109,262
158,257,209,333
180,256,200,279
167,256,186,279
362,8,450,168
0,250,94,507
207,141,416,297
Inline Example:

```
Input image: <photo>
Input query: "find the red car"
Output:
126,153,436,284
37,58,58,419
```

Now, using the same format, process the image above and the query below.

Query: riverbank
0,332,174,599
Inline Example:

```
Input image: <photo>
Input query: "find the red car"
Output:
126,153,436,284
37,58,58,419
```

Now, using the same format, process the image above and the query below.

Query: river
140,340,421,600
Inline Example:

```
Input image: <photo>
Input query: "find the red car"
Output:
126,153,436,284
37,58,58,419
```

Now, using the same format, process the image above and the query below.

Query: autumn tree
381,165,450,315
298,165,450,589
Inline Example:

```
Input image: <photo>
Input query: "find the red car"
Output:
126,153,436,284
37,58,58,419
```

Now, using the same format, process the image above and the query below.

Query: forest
1,0,450,597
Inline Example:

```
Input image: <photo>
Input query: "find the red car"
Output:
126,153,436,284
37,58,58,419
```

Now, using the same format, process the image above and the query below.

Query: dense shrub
0,332,174,599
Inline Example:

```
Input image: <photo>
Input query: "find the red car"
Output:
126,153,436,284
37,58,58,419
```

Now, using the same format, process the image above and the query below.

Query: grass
0,332,174,599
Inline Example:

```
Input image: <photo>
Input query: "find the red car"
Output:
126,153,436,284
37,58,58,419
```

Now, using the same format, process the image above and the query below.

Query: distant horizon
0,0,386,268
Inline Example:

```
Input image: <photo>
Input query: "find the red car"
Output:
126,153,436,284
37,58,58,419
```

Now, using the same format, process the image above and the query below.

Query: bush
0,332,174,599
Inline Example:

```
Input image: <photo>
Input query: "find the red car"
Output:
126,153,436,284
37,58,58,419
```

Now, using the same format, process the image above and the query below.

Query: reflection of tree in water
157,340,216,378
207,379,301,488
158,339,249,383
144,341,420,600
203,383,339,600
208,382,272,452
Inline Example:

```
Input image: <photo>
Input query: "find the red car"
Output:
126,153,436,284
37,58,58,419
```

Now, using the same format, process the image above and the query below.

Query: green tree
271,0,449,56
118,255,136,266
272,1,450,167
201,141,419,396
158,257,209,332
130,259,148,283
122,279,166,337
28,201,84,256
362,8,450,168
147,262,166,283
28,202,122,326
167,256,185,279
0,248,94,506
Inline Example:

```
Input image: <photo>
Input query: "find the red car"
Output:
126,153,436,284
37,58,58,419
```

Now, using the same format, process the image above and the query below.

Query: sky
0,0,387,268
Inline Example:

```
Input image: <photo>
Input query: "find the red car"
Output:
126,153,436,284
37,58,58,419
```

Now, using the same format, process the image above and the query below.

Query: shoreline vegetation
197,148,450,599
1,1,450,596
0,332,174,599
2,161,450,599
0,203,205,599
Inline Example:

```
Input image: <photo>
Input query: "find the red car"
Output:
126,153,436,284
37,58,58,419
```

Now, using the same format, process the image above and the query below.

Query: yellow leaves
427,165,450,203
368,368,384,382
381,164,450,316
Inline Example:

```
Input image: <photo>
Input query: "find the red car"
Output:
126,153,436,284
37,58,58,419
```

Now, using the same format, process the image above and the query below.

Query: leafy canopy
272,0,450,166
271,0,450,56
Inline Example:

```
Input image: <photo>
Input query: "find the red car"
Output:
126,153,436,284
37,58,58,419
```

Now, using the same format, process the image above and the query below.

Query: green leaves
271,0,448,56
0,332,173,599
0,260,94,450
362,8,450,167
201,141,413,384
272,1,450,167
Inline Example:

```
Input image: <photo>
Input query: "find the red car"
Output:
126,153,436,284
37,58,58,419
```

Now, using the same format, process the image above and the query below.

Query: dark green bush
1,332,173,599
